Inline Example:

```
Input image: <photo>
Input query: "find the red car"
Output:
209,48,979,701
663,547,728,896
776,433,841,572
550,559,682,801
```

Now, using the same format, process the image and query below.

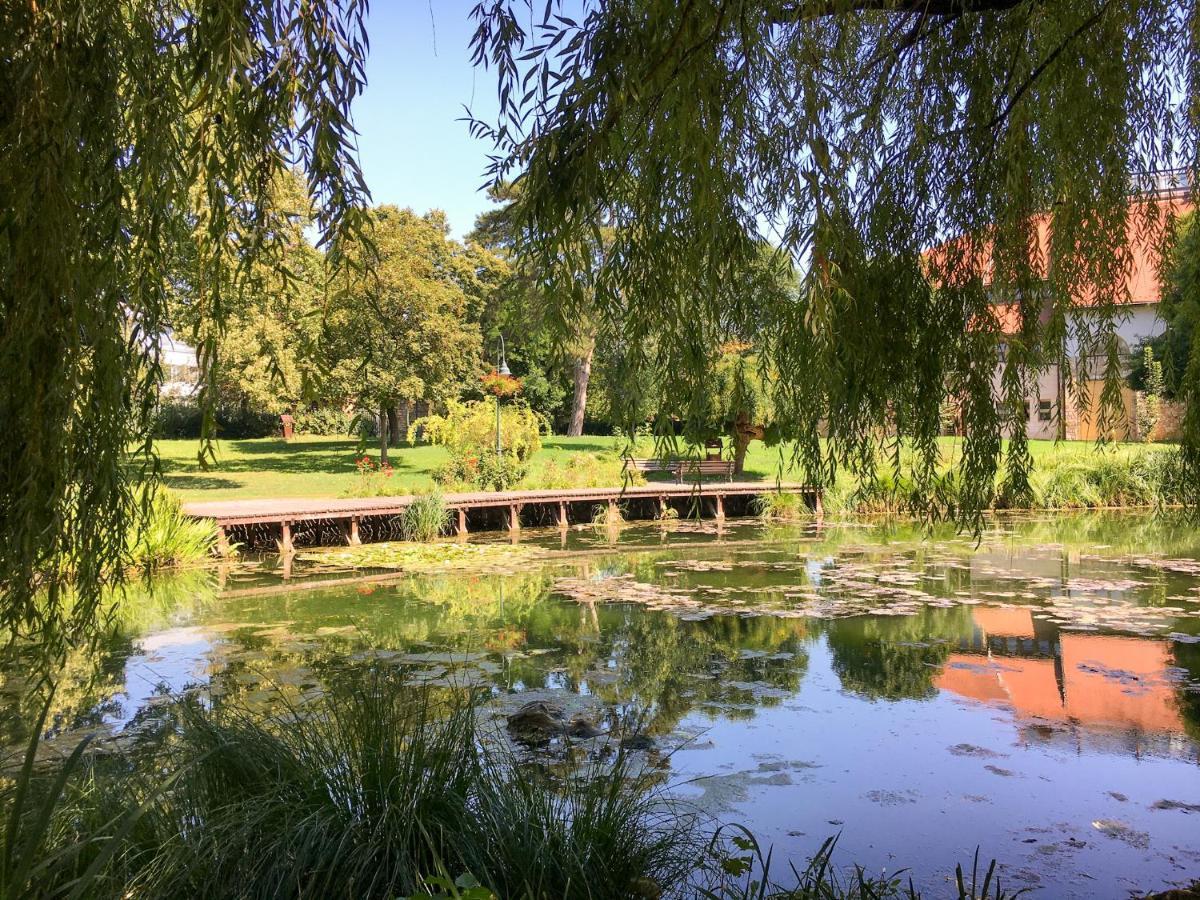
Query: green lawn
158,434,806,501
157,433,1157,502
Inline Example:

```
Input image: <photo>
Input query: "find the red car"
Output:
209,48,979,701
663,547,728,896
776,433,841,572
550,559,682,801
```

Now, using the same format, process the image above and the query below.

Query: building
159,330,200,399
947,170,1190,440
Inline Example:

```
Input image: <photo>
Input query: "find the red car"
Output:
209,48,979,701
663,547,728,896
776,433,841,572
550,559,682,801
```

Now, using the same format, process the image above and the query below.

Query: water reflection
8,514,1200,897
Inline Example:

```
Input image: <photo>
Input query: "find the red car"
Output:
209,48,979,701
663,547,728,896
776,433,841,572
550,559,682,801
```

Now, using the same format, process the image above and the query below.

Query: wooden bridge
183,482,822,554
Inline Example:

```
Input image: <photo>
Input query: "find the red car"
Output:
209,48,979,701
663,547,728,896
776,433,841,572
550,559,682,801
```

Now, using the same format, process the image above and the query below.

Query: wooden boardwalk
183,482,822,553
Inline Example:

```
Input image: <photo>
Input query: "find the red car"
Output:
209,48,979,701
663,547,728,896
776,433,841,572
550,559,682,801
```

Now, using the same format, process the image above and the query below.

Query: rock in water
566,716,603,738
619,734,656,751
507,700,566,742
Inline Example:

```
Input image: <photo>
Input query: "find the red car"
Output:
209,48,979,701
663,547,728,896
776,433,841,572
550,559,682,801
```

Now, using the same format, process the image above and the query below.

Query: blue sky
353,2,503,239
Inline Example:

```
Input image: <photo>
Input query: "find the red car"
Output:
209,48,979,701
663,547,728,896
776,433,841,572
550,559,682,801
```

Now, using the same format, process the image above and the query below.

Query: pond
9,513,1200,897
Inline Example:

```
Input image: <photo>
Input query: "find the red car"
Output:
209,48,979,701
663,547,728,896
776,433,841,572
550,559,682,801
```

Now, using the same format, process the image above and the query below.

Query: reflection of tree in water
822,607,976,701
548,609,810,734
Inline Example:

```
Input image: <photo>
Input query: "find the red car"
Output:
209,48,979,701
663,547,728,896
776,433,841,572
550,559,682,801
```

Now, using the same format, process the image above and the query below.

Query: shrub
294,406,354,436
433,450,528,492
154,401,279,439
411,399,547,463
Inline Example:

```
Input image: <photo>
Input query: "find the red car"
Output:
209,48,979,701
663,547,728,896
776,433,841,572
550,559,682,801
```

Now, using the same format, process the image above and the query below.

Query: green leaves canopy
323,207,495,415
470,0,1200,515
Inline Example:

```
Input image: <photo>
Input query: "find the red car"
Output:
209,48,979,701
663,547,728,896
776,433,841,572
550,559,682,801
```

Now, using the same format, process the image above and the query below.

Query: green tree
470,0,1199,513
469,182,603,434
1131,210,1200,401
1,0,369,656
170,169,327,414
326,207,493,463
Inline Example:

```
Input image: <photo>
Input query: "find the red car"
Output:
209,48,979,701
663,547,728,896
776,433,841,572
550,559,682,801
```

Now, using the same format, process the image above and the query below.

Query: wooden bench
673,459,734,482
623,458,675,476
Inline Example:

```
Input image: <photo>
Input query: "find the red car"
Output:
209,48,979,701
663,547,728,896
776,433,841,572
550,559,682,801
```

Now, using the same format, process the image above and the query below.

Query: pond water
9,513,1200,897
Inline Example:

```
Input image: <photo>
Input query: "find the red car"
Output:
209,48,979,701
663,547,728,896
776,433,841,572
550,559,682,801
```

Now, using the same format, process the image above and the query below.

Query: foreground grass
156,434,1166,502
8,673,1029,900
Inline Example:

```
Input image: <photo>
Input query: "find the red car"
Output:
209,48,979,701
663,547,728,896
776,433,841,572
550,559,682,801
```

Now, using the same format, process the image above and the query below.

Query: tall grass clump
14,672,695,900
399,493,451,542
150,680,481,897
466,747,697,898
591,503,626,529
125,490,216,570
753,491,810,521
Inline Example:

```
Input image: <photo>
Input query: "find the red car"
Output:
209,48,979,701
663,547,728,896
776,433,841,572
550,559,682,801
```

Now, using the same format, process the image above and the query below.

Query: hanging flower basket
481,370,522,398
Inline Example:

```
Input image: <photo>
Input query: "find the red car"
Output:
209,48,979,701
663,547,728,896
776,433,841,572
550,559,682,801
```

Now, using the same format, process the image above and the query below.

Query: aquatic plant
701,828,1028,900
591,503,627,529
753,491,810,521
399,493,452,542
3,668,1053,899
125,490,217,570
14,672,696,900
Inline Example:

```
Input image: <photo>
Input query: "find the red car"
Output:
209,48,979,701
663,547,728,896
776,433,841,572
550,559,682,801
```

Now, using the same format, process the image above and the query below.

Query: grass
13,672,697,900
125,491,217,570
397,493,452,542
155,433,1171,503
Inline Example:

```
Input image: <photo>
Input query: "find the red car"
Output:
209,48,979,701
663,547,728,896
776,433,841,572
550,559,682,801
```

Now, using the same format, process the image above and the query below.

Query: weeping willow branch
469,0,1197,526
0,0,370,665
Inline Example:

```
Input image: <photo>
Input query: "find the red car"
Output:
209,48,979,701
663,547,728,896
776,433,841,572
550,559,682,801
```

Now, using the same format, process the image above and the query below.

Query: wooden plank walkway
183,482,822,553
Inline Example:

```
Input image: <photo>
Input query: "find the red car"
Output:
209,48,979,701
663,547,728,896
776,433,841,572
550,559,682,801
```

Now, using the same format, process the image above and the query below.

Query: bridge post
658,495,667,519
215,525,230,557
558,501,568,528
607,497,617,521
509,503,521,532
280,520,294,556
715,494,725,521
343,516,361,545
457,508,468,536
813,489,824,522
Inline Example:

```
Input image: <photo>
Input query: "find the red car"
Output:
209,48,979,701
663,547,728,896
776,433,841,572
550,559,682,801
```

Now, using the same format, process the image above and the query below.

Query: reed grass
125,490,216,570
822,445,1185,517
753,491,811,521
591,503,627,529
399,493,452,542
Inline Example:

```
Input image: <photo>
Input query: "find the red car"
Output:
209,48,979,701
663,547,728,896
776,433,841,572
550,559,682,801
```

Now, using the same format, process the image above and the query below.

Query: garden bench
623,458,675,476
674,459,735,482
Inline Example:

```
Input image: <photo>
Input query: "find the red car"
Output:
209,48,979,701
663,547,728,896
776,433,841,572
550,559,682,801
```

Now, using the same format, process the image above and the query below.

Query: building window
1037,400,1052,422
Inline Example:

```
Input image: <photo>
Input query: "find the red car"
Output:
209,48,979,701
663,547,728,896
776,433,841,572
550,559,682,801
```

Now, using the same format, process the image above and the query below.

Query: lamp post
495,335,510,455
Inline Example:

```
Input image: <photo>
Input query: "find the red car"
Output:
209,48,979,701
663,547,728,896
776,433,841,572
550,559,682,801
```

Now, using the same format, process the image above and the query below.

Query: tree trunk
378,406,390,465
732,412,752,475
567,341,594,437
387,405,401,447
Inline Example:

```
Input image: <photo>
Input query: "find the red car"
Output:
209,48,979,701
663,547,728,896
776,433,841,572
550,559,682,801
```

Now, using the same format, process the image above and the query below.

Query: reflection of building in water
936,606,1197,758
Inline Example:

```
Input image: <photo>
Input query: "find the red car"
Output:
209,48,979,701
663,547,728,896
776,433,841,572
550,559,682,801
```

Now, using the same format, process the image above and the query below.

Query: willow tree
469,0,1200,515
1,2,369,658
